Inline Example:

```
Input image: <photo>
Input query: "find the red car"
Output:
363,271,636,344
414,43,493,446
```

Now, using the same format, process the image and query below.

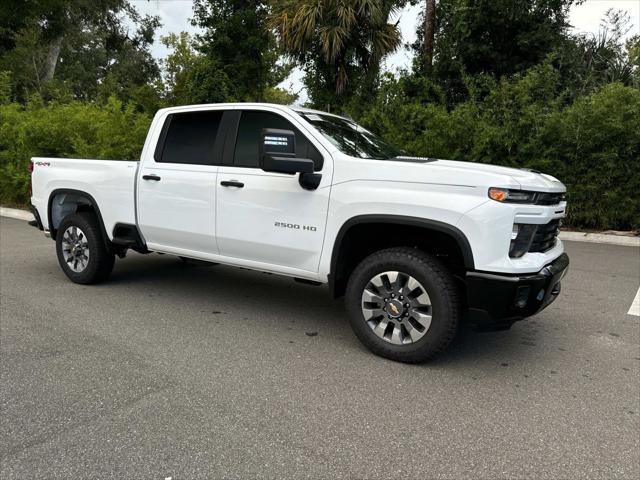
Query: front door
215,109,332,273
137,109,224,254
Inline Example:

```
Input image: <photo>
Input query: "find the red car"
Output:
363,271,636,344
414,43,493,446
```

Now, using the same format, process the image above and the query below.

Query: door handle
220,180,244,188
142,174,161,181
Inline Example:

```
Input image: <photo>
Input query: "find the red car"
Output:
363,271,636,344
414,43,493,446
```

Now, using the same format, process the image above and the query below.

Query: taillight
28,160,33,196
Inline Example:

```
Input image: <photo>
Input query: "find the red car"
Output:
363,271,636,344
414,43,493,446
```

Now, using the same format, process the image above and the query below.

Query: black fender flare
47,188,109,245
328,214,475,294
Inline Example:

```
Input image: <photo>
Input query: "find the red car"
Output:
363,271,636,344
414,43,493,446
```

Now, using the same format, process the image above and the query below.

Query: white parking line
629,287,640,317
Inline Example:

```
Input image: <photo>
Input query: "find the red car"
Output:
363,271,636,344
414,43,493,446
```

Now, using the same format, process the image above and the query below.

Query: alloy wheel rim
361,271,433,345
62,226,90,273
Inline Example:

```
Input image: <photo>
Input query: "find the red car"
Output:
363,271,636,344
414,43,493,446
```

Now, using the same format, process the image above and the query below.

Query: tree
422,0,436,74
270,0,404,109
160,27,296,106
413,0,577,102
550,9,639,100
0,0,161,107
628,35,640,87
161,32,233,105
191,0,291,102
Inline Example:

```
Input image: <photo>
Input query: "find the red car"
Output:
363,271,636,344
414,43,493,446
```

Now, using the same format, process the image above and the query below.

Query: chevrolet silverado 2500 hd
29,103,569,363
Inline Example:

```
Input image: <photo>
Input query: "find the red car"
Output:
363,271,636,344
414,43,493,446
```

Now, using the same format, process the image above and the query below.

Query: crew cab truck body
30,103,569,362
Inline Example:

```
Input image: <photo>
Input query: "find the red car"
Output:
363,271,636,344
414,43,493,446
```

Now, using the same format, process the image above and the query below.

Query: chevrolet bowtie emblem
389,303,400,315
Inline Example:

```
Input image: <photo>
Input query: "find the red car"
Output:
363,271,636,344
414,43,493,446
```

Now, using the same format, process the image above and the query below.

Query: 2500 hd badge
275,221,317,232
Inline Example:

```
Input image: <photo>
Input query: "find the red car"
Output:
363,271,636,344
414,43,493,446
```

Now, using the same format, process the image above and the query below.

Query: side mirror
259,128,314,174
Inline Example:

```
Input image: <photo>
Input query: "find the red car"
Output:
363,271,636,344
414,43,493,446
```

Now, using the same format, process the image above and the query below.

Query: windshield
299,112,403,160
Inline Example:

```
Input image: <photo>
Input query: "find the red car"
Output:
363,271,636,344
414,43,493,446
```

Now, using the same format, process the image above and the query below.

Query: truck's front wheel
55,212,115,284
345,247,460,363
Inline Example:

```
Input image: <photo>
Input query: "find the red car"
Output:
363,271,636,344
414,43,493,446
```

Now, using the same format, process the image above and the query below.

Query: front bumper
465,253,569,330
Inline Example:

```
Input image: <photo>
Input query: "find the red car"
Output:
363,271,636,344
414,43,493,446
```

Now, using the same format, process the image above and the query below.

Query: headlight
488,187,538,203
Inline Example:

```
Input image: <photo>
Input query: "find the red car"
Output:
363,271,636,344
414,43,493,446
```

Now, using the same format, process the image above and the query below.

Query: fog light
514,286,530,309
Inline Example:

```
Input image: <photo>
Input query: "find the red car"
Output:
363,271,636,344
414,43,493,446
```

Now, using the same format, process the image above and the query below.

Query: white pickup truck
29,103,569,362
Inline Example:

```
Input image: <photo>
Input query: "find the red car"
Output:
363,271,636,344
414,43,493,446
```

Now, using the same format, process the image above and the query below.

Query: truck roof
156,102,351,121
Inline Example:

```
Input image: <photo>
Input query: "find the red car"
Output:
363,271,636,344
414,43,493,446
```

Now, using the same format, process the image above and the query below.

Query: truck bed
30,157,139,240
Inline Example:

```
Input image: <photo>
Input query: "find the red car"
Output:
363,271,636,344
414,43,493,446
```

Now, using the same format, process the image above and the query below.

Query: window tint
234,111,323,170
158,110,223,165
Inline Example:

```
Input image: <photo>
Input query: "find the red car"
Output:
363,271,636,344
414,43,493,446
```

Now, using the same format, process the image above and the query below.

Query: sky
131,0,640,102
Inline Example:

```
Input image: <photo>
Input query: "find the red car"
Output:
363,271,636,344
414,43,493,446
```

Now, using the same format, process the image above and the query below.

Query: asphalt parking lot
1,216,639,479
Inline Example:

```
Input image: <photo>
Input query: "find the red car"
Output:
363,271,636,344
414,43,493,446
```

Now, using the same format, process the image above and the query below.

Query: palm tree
270,0,402,96
423,0,436,74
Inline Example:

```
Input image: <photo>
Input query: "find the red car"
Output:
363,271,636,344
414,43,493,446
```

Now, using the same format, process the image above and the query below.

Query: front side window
157,110,223,165
300,112,403,160
234,111,323,170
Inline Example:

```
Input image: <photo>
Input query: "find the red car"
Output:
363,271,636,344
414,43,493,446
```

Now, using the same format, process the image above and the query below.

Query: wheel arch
328,215,475,298
47,189,109,245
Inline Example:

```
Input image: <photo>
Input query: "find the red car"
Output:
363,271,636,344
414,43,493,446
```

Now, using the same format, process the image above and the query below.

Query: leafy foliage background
0,0,638,230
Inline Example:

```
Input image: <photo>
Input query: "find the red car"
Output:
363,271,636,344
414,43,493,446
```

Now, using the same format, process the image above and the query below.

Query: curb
558,231,639,247
0,207,33,222
1,206,638,247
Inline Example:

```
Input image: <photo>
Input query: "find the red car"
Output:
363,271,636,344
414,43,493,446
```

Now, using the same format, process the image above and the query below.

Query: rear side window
233,111,323,170
156,110,223,165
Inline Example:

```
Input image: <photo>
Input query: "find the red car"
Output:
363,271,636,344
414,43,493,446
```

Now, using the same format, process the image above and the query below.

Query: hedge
0,97,151,206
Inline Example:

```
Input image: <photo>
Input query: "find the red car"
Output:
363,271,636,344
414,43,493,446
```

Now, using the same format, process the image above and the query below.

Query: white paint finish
0,207,33,221
456,198,567,274
30,158,138,238
136,164,219,254
145,241,322,281
318,179,478,279
628,287,640,317
319,147,569,278
215,167,331,273
560,231,640,247
215,105,332,272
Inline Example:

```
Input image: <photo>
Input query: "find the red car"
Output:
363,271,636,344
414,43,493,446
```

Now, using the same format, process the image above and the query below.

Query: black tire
345,247,460,363
55,212,115,284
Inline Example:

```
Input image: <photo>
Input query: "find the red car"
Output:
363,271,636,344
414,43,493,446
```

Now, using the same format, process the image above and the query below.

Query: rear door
137,109,227,254
215,109,332,273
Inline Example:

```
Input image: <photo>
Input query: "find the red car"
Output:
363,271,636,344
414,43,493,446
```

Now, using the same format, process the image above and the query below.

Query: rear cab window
155,110,224,165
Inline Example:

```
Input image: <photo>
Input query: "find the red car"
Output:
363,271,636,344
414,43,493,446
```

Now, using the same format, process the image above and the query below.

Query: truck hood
337,155,566,193
425,159,566,192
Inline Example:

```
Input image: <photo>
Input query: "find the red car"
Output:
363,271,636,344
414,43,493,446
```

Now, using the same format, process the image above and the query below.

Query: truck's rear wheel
345,247,460,363
56,212,114,284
